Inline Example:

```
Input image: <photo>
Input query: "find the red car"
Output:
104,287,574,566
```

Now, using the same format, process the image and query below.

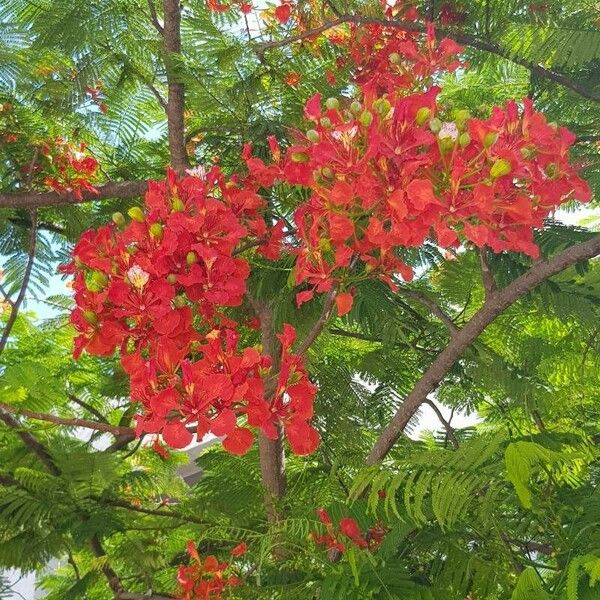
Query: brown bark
0,180,148,210
367,234,600,464
163,0,190,175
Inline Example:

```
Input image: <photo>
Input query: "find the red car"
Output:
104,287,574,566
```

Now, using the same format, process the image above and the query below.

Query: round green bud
458,132,471,148
490,159,512,178
374,98,391,116
171,196,185,212
454,109,470,127
483,132,498,148
83,310,97,325
350,100,362,114
291,152,310,163
306,129,320,143
439,136,454,152
321,166,334,179
415,107,432,126
173,295,186,308
127,206,145,223
359,110,373,127
520,146,536,160
186,251,198,265
389,52,401,64
429,117,442,133
319,116,332,128
325,97,339,110
112,212,125,227
149,222,163,238
545,163,559,178
167,273,178,285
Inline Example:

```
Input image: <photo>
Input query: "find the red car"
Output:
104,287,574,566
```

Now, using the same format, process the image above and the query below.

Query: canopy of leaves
0,0,599,599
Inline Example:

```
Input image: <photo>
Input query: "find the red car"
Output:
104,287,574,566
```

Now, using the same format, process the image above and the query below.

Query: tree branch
0,402,133,437
297,289,338,356
256,16,600,103
423,398,459,449
147,0,164,33
0,210,37,353
68,393,110,424
163,0,190,174
397,287,458,334
366,233,600,464
108,499,208,526
0,180,148,210
0,408,60,477
479,247,497,299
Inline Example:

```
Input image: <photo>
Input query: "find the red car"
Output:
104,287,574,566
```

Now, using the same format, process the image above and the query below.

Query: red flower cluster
312,508,389,553
241,23,591,314
65,168,319,455
177,541,241,600
84,82,108,114
40,138,99,199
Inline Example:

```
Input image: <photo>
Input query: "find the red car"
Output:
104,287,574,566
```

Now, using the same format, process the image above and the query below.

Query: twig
423,398,459,449
397,287,458,334
68,393,110,424
297,289,338,356
147,0,164,33
0,209,37,353
479,247,497,299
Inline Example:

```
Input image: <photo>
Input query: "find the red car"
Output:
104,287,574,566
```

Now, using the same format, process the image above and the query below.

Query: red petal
223,427,254,455
335,292,353,316
162,420,193,449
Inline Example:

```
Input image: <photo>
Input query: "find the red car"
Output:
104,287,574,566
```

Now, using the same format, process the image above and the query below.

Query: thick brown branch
257,16,600,103
163,0,190,174
147,0,164,33
0,403,133,437
0,211,37,353
0,180,148,210
90,535,126,597
367,233,600,464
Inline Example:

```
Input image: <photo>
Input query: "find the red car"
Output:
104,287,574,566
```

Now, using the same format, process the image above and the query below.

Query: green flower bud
83,310,97,325
483,132,498,148
359,110,373,127
454,109,470,127
439,136,454,152
490,159,511,178
167,273,178,285
173,294,186,308
520,146,536,159
374,98,391,116
319,116,332,128
429,117,442,133
459,132,471,148
291,152,310,163
350,101,362,114
321,166,334,179
306,129,320,143
171,196,185,212
415,107,431,126
127,206,145,223
149,222,163,238
186,251,198,265
389,52,401,64
545,163,559,178
86,270,108,292
325,97,339,110
112,212,125,227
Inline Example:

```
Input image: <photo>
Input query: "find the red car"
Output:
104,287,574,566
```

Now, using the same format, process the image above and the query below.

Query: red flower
230,542,247,557
284,71,301,87
274,2,291,23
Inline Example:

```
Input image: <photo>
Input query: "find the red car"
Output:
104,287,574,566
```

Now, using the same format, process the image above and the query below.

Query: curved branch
297,289,338,356
0,402,133,437
0,180,148,210
0,210,37,353
367,233,600,464
397,287,458,334
256,16,600,103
